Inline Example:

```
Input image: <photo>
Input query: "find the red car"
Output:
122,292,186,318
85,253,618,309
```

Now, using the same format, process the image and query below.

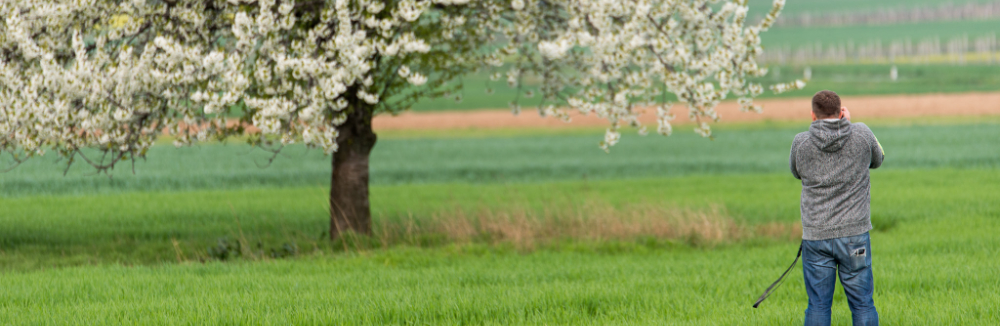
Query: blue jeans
803,232,879,326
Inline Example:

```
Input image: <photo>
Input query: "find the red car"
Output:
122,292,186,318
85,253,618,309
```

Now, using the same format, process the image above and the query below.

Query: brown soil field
374,92,1000,131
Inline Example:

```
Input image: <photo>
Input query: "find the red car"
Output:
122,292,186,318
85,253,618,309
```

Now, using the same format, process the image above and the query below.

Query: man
789,90,884,326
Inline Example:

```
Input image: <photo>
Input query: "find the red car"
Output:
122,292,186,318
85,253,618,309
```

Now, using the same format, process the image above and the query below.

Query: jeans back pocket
844,242,870,273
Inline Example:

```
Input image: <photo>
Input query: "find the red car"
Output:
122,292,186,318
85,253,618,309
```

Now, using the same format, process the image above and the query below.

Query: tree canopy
1,0,800,165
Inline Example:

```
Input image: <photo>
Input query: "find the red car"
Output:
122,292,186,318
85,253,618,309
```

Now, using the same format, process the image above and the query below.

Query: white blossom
408,73,428,86
0,0,507,163
497,0,798,149
538,39,574,59
512,0,526,11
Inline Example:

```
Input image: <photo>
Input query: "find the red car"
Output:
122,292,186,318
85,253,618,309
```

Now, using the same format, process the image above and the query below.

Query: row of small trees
755,0,1000,28
758,34,1000,65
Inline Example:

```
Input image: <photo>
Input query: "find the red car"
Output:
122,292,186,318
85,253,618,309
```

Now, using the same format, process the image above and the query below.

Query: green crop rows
3,121,998,196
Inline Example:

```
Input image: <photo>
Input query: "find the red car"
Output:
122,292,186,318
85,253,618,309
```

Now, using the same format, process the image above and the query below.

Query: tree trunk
329,102,377,240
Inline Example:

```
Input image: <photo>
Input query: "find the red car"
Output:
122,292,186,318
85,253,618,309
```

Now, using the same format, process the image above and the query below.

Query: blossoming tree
0,0,800,238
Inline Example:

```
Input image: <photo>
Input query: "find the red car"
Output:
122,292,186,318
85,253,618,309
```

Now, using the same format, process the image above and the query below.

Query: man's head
812,90,841,120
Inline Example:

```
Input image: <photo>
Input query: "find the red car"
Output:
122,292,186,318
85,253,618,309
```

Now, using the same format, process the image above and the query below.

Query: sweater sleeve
790,138,802,180
869,129,885,169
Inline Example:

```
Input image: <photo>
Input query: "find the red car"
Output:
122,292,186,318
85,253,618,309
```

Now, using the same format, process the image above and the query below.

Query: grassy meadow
2,120,1000,324
3,207,998,325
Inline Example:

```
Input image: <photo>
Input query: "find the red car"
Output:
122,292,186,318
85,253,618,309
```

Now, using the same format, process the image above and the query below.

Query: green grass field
1,171,998,324
3,209,998,325
1,121,999,324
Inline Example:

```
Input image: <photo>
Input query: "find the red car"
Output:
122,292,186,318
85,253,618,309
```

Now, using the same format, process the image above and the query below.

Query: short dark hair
812,90,841,118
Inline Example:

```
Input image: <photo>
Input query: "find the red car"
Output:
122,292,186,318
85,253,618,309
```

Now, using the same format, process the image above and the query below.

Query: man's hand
840,106,851,121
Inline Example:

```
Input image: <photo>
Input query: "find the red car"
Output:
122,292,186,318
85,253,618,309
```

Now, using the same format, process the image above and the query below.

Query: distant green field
760,64,1000,97
760,19,1000,49
747,0,996,17
1,168,998,324
405,64,1000,112
3,121,998,196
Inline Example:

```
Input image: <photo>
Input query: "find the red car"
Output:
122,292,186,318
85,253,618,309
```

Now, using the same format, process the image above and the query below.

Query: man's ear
811,111,817,121
839,110,845,119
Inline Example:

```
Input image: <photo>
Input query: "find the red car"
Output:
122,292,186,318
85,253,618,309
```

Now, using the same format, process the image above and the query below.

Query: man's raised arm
790,140,802,180
870,131,885,169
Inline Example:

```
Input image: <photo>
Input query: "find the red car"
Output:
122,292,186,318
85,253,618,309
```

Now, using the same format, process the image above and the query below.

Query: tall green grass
1,230,997,325
0,168,998,324
2,168,998,269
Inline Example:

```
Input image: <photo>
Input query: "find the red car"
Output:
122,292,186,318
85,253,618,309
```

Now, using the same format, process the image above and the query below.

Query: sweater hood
809,119,852,152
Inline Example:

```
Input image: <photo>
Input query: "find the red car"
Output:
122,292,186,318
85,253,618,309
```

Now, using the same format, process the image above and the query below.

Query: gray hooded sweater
790,118,885,240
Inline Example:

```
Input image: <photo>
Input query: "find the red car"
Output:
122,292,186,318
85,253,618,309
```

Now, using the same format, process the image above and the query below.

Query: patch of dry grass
367,203,801,250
